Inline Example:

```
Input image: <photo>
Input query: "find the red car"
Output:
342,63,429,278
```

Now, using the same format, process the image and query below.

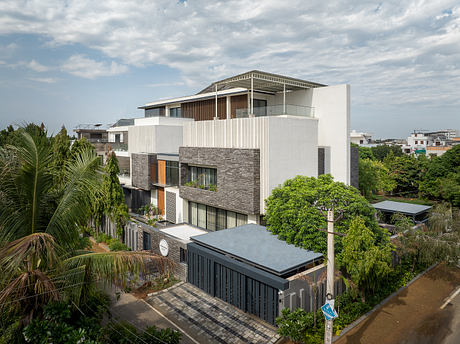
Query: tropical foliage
0,126,173,342
265,174,382,255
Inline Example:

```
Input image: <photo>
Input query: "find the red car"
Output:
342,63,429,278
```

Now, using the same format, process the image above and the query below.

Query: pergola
200,70,326,116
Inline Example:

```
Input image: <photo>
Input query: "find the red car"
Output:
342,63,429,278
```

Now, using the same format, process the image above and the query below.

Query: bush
109,238,130,251
276,308,323,344
104,322,181,344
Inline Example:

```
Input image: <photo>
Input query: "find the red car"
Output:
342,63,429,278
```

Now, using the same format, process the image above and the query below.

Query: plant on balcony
198,184,205,189
209,184,218,192
184,180,197,187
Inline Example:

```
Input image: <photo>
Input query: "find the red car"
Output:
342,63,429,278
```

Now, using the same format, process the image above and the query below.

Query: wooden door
158,187,165,215
158,160,166,185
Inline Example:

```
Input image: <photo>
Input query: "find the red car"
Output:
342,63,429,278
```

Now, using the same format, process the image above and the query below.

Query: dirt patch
335,264,460,344
90,240,109,253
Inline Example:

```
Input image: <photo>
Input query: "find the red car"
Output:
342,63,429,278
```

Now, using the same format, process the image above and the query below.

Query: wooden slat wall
158,187,165,215
158,160,166,185
181,97,227,121
230,94,248,118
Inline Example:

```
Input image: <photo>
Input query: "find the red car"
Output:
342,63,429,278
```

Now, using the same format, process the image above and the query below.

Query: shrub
109,238,130,251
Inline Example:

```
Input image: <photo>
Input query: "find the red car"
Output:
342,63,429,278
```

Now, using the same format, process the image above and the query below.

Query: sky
0,0,459,139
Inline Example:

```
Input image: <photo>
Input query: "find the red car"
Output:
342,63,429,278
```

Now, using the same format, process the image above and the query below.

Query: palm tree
0,131,172,328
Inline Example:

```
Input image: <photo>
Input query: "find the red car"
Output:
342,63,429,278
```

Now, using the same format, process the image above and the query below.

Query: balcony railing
235,104,315,118
108,142,128,151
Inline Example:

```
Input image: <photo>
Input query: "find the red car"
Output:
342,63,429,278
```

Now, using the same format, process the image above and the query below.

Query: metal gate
187,243,287,325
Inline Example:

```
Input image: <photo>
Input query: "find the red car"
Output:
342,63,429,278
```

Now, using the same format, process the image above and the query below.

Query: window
166,161,179,186
415,140,418,144
188,166,217,188
115,134,121,143
170,107,181,118
360,140,363,144
253,99,267,117
145,107,165,117
180,248,187,263
143,232,151,250
420,141,424,144
188,201,247,231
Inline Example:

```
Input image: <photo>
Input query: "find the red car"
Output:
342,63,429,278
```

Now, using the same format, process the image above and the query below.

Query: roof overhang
199,70,327,94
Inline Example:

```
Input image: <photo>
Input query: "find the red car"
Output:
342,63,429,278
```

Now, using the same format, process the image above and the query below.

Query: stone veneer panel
135,221,188,281
350,146,359,189
179,147,260,215
131,153,156,190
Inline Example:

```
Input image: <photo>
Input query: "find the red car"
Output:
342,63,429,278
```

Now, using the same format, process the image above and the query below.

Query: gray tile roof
191,224,323,276
372,200,432,216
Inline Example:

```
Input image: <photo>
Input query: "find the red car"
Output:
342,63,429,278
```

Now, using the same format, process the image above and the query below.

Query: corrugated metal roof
372,200,432,215
191,224,323,276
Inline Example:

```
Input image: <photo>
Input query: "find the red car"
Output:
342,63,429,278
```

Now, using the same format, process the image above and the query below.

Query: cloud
60,55,128,79
28,76,58,83
26,60,50,72
0,1,459,106
146,81,185,88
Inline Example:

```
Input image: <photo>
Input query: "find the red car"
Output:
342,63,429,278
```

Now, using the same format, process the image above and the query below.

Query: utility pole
316,207,345,344
325,209,334,344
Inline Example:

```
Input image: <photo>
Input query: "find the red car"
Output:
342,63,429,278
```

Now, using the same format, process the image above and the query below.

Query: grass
132,276,179,298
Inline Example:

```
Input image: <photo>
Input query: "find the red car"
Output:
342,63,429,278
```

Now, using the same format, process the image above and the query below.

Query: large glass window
145,107,165,117
143,232,151,250
188,201,247,231
187,166,217,189
197,204,206,228
166,161,179,186
170,107,181,118
190,202,198,226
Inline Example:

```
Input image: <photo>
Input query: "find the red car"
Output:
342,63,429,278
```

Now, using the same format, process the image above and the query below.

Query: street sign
321,299,338,320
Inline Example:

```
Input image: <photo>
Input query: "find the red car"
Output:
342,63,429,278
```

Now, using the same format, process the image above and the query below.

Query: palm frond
63,251,175,289
0,233,61,285
45,146,103,247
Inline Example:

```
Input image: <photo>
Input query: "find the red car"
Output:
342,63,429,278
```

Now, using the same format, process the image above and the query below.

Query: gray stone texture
318,147,325,175
134,220,188,281
165,191,176,223
179,147,260,215
131,153,156,190
350,145,359,189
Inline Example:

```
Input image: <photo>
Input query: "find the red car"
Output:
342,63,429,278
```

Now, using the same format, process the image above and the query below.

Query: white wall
128,125,184,154
183,116,318,213
309,85,350,184
133,117,193,127
165,186,184,224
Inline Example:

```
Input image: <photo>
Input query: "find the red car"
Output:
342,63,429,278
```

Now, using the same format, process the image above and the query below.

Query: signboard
321,299,338,320
159,239,169,256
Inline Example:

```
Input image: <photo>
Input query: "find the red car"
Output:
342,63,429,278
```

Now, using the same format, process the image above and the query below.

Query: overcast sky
1,0,459,139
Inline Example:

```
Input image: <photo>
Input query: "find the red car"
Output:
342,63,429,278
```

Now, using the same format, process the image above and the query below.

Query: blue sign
321,300,338,320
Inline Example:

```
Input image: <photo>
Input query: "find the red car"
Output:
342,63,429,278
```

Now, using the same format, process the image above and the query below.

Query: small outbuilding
187,224,323,325
372,200,432,224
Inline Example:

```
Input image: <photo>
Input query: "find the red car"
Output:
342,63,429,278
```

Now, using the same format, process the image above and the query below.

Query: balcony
108,142,128,151
235,104,314,118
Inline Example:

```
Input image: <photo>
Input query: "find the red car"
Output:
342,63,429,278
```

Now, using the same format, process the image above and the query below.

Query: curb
332,263,438,342
146,281,184,297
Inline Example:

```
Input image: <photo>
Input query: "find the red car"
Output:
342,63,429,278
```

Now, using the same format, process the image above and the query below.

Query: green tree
102,152,129,238
0,130,172,331
358,146,374,160
341,217,393,301
358,158,396,198
419,145,460,206
371,145,403,161
0,125,15,147
71,137,95,159
50,126,71,186
265,175,381,255
384,154,424,195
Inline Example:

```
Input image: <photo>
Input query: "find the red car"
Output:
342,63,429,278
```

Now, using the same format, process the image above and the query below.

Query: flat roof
160,224,207,242
191,224,323,276
372,200,432,216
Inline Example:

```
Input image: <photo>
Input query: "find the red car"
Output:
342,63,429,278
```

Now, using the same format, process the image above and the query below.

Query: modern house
402,129,459,155
122,70,353,231
350,130,372,145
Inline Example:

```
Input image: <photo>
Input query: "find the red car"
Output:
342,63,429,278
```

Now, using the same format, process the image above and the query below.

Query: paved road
335,265,460,344
109,288,197,344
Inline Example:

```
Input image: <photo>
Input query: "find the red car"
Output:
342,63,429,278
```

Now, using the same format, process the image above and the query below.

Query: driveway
335,264,460,344
146,282,280,344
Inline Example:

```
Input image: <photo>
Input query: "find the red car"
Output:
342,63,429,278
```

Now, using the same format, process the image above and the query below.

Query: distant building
350,130,372,145
402,129,459,156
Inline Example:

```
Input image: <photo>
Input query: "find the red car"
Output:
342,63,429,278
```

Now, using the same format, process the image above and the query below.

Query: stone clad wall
179,147,260,215
131,153,156,190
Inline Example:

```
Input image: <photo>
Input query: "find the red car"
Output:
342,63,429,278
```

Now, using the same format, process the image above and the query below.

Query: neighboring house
350,130,372,145
403,129,459,156
74,123,111,159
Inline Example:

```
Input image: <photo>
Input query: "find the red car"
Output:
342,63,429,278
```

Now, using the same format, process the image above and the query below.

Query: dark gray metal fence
187,243,288,325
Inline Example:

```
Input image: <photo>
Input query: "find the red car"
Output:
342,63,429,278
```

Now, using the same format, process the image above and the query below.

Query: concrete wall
183,116,318,213
128,125,184,154
179,147,260,215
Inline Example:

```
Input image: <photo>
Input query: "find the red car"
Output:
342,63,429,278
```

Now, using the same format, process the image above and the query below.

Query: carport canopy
190,224,323,277
372,200,432,217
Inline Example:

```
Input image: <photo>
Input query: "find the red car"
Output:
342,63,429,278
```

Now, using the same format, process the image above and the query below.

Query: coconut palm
0,131,172,328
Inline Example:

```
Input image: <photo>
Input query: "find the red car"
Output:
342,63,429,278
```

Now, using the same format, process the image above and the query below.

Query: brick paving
147,282,280,344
